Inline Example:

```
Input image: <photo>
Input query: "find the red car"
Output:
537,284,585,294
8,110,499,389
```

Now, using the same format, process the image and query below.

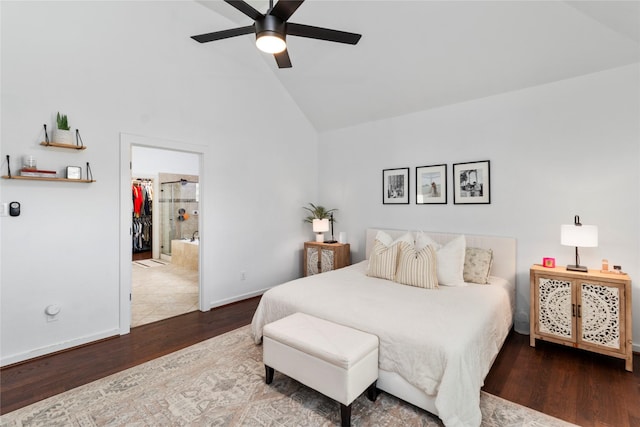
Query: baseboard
634,342,640,354
0,328,119,367
209,288,270,310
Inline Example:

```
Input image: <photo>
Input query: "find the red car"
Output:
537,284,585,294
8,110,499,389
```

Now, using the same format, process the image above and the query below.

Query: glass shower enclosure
159,179,199,257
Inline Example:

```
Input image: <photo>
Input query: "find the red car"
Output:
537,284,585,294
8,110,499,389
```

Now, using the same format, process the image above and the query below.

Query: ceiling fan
191,0,362,68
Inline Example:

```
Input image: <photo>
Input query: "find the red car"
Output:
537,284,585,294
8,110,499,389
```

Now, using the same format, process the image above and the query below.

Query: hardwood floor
2,296,639,426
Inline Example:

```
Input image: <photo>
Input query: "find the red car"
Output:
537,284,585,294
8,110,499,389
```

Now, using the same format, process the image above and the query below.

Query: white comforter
251,261,514,427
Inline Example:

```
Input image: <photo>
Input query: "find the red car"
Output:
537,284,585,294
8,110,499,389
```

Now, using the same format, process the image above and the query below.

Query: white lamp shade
561,224,598,247
312,218,330,233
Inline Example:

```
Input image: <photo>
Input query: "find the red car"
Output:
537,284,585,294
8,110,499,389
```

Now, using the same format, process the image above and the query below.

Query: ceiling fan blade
191,25,254,43
287,22,361,45
269,0,304,21
274,49,292,68
224,0,264,21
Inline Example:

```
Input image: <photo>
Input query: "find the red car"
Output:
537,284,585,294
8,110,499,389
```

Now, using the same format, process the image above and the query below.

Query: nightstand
303,242,351,276
530,264,633,371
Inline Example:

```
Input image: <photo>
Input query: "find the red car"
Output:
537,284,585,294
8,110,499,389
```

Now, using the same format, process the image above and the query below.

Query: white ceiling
195,1,640,132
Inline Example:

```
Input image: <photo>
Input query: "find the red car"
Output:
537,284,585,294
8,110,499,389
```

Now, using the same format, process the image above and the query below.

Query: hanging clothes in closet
132,179,153,254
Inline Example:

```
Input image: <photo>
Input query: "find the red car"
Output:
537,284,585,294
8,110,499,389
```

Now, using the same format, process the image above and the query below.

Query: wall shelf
2,175,95,183
40,141,86,150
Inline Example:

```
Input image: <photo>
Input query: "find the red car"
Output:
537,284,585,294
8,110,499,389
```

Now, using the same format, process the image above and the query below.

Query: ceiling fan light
256,34,286,53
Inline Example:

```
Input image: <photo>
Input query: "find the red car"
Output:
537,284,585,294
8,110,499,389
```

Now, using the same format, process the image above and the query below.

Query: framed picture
382,168,409,204
453,160,491,204
416,164,447,204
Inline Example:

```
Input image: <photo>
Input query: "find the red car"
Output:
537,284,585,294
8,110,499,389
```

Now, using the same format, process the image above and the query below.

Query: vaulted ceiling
195,1,640,132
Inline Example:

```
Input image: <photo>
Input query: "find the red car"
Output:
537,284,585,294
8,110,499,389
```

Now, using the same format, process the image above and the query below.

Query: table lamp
560,215,598,272
312,218,330,242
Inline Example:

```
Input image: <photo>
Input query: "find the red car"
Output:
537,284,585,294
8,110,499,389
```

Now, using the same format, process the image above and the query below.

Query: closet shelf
2,175,95,183
40,141,86,150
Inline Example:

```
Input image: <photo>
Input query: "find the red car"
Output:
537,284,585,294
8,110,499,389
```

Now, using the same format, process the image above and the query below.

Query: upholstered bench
263,312,379,427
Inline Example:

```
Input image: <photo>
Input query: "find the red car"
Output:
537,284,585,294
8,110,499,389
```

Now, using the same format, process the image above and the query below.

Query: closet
132,178,153,260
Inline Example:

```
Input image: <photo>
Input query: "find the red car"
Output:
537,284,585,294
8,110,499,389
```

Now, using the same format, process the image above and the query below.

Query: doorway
120,134,207,335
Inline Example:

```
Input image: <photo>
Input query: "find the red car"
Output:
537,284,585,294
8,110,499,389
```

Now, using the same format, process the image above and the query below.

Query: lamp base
324,240,338,244
315,233,324,242
566,264,588,272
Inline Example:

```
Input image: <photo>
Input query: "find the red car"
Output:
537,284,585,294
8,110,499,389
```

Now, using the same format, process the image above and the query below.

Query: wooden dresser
303,242,351,276
530,264,633,371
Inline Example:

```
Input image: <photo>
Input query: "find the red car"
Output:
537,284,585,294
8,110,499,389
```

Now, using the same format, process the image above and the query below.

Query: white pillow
374,230,413,247
415,233,466,286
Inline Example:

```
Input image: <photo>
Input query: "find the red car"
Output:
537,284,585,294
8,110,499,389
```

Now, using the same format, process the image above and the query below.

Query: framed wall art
416,164,447,204
453,160,491,204
382,167,409,204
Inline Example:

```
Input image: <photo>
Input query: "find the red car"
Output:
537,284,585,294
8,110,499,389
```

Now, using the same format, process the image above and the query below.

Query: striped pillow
395,241,438,289
367,239,399,280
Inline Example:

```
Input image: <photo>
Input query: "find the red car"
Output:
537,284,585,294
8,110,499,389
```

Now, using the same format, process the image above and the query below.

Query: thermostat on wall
9,202,20,217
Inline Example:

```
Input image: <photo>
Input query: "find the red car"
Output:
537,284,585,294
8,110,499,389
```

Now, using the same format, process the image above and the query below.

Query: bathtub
171,239,199,271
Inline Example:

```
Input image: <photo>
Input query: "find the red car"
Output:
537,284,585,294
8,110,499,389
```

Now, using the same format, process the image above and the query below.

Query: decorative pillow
415,233,466,286
394,241,438,289
367,231,414,280
367,239,400,280
414,231,436,252
463,247,493,284
374,230,413,247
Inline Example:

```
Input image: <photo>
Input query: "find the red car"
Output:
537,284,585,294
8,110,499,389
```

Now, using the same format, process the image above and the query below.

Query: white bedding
251,260,515,427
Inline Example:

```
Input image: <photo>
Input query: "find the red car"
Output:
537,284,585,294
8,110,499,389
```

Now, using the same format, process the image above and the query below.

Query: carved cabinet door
535,277,576,342
306,248,335,276
577,280,624,353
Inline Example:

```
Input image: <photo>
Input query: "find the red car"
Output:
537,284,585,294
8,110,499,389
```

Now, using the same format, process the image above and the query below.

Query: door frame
119,133,208,335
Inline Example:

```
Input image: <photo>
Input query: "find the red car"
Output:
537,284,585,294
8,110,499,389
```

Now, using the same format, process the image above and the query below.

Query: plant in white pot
303,203,337,242
53,112,74,145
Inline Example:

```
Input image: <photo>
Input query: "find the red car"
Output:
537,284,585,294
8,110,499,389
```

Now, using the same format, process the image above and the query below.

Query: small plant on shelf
56,112,70,130
53,112,73,144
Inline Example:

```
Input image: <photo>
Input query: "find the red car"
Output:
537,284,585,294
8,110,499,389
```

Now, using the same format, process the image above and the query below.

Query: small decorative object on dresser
303,241,350,276
530,264,633,371
542,257,555,268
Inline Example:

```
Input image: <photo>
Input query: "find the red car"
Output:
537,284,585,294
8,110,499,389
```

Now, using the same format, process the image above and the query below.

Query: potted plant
53,112,74,145
303,203,337,242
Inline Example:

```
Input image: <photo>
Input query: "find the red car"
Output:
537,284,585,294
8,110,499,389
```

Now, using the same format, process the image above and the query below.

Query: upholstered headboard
365,228,517,286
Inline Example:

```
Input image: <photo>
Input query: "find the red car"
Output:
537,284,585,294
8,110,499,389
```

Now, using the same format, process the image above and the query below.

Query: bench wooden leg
366,380,378,401
265,365,274,384
340,403,351,427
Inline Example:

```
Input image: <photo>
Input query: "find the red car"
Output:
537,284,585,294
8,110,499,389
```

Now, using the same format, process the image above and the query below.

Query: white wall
132,146,199,176
318,65,640,348
0,1,318,365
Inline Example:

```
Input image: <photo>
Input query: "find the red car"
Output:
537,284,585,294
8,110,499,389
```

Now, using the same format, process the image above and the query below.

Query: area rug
0,326,577,427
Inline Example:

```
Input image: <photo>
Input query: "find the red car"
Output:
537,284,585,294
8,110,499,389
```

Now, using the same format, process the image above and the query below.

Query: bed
251,228,516,427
